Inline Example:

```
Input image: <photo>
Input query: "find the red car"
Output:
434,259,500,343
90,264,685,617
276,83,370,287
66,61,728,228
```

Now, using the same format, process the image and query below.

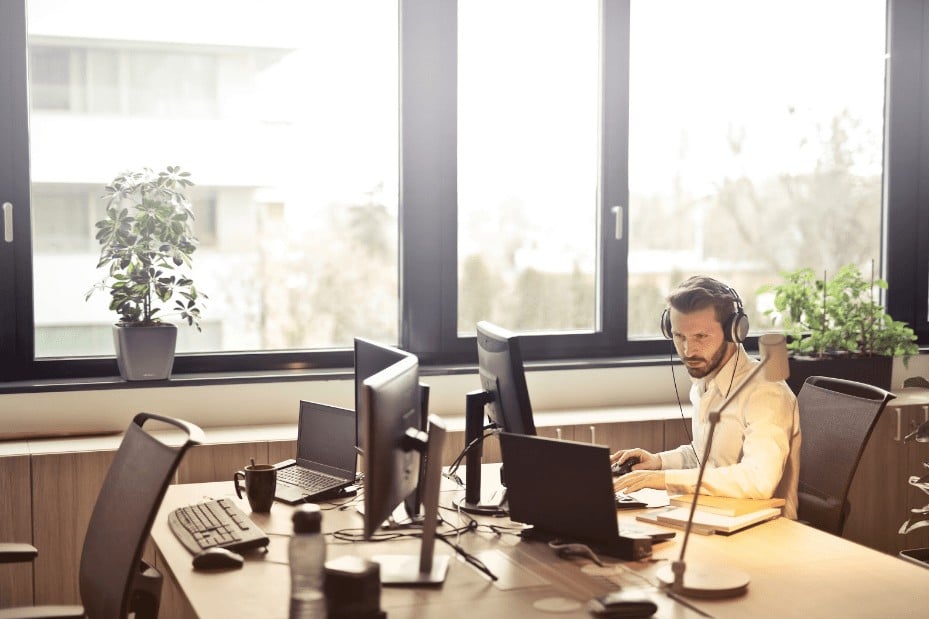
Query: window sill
0,355,674,395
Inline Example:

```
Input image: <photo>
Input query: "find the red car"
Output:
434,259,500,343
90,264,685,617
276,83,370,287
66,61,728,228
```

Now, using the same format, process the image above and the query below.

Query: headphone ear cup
728,311,750,343
660,307,672,339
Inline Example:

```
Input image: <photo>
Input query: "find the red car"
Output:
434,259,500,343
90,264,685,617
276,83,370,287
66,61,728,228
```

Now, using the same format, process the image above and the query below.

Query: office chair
0,412,203,619
796,376,893,536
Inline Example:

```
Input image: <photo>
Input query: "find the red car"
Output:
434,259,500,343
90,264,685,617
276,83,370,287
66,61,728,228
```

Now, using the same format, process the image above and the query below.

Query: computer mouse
612,456,641,477
588,590,657,618
192,547,245,570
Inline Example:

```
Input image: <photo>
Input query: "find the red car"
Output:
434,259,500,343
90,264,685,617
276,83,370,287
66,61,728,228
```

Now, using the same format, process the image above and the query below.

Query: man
612,276,801,519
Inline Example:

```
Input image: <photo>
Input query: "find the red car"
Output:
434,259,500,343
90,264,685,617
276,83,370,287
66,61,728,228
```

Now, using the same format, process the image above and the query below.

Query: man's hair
666,276,740,326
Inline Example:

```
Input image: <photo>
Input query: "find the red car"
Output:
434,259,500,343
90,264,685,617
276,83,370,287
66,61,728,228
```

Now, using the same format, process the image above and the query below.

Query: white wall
0,363,685,439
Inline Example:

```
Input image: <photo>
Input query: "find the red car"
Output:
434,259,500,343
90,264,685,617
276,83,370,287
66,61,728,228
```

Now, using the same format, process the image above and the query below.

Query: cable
437,530,498,582
670,347,699,462
443,425,498,484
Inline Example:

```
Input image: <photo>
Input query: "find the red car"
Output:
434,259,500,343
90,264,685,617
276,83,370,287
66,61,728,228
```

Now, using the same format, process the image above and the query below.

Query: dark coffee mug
234,464,277,512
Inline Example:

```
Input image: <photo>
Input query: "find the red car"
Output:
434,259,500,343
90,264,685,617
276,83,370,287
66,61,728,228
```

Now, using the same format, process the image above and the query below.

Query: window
0,0,925,382
21,0,400,367
457,0,600,334
627,0,887,338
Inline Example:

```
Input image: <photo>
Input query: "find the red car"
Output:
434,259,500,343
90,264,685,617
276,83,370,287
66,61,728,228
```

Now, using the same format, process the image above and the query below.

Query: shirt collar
691,344,744,397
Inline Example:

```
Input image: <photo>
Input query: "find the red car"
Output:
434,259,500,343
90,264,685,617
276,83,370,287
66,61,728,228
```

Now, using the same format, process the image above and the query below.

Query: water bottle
289,503,327,619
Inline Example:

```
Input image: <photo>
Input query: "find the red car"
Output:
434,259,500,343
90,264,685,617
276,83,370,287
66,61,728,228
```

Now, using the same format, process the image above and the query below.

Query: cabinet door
844,404,927,554
576,421,664,454
663,418,693,452
0,454,32,606
31,450,115,605
902,406,929,553
177,443,270,484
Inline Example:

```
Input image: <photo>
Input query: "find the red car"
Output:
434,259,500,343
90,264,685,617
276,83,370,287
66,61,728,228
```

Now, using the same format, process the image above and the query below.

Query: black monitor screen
476,321,536,436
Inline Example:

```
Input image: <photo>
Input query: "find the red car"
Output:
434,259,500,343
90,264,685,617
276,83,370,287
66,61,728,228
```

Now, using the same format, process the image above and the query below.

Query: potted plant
758,262,918,392
85,166,206,380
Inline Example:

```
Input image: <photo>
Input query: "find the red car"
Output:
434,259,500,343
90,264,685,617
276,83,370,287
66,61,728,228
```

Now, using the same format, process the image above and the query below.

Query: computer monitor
360,354,449,585
353,337,429,519
476,321,537,435
354,337,412,447
456,321,537,514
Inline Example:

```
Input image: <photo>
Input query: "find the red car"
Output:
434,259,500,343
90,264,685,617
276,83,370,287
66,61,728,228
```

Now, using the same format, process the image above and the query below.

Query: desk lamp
656,333,790,599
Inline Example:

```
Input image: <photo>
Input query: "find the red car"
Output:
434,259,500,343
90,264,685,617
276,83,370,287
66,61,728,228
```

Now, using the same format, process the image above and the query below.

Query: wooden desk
151,481,929,619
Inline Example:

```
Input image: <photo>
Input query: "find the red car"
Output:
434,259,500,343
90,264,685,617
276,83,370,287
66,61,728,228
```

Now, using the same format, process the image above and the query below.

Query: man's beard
683,341,729,379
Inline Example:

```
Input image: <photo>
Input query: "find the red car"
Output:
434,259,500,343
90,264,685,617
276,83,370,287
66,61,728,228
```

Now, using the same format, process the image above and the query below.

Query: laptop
498,432,674,558
273,401,357,505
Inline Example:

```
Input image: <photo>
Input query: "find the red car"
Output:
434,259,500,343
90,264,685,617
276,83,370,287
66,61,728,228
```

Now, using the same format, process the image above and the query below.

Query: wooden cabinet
663,417,693,452
471,417,669,465
30,449,116,605
0,451,32,607
844,402,929,554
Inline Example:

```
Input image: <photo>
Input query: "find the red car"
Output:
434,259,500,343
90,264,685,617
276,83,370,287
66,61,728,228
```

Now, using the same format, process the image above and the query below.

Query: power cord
443,424,498,485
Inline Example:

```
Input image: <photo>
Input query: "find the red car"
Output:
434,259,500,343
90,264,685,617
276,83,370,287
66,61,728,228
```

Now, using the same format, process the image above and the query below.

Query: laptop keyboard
278,466,344,493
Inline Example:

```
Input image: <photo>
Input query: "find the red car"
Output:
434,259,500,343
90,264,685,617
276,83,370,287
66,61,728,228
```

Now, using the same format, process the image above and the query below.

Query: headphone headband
660,283,749,343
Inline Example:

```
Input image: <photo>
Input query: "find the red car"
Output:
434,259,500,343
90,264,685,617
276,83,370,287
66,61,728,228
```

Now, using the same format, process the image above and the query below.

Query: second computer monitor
454,322,537,514
476,321,537,436
354,337,417,447
360,353,422,540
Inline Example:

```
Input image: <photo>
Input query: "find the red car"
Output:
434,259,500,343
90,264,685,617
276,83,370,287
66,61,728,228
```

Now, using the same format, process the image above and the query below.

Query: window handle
611,205,623,240
2,202,12,243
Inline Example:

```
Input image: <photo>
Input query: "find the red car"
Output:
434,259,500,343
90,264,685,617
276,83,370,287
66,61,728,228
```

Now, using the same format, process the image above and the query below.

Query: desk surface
151,480,929,619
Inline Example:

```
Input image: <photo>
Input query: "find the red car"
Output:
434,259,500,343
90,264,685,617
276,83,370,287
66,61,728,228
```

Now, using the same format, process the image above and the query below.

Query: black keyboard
168,498,270,555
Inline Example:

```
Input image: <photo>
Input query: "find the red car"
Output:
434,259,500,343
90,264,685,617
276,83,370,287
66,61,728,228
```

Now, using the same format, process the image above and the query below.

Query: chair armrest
0,543,38,564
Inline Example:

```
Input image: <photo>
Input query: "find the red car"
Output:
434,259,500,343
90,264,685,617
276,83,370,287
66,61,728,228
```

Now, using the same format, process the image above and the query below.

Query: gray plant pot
113,323,178,381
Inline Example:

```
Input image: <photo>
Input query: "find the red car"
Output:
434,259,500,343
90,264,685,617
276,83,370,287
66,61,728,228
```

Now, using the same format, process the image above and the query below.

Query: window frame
0,0,925,383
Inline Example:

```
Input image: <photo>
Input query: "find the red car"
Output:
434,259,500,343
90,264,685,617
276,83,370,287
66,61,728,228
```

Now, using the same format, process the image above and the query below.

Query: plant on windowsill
85,166,206,381
757,262,918,392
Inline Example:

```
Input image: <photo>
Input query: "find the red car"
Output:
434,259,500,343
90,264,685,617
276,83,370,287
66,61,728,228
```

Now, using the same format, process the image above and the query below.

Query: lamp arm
672,354,771,590
709,355,770,419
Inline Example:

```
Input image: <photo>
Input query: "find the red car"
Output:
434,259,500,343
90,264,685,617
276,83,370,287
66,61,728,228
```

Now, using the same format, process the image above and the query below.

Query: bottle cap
292,503,322,533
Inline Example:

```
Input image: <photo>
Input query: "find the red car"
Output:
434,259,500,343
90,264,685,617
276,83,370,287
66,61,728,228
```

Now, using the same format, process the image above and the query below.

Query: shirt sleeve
657,443,699,470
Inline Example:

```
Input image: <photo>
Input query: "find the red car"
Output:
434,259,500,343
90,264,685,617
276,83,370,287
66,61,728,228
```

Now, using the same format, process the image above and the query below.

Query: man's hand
614,470,666,493
610,448,664,493
610,448,661,470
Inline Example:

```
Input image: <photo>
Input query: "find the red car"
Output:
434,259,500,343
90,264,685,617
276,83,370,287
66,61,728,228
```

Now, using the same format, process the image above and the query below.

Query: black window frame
0,0,925,383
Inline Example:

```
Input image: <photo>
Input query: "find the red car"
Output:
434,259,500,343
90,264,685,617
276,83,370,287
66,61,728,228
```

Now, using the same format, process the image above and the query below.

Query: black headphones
660,285,749,344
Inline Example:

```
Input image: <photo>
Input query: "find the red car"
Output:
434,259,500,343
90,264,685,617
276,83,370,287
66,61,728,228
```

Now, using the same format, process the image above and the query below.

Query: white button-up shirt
658,345,801,519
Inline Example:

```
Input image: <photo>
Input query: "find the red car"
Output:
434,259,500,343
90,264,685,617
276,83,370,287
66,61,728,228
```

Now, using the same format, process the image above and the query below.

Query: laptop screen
295,401,356,477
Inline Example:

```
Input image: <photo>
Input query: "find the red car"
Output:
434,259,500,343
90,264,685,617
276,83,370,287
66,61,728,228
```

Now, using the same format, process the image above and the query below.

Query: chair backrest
797,376,893,536
78,412,203,619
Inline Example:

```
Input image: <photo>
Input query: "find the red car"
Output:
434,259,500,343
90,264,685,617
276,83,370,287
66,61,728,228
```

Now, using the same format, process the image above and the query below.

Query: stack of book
636,495,785,535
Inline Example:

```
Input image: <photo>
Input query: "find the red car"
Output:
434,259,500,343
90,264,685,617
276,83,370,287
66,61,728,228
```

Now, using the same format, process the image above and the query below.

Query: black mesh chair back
79,412,203,618
797,376,893,536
